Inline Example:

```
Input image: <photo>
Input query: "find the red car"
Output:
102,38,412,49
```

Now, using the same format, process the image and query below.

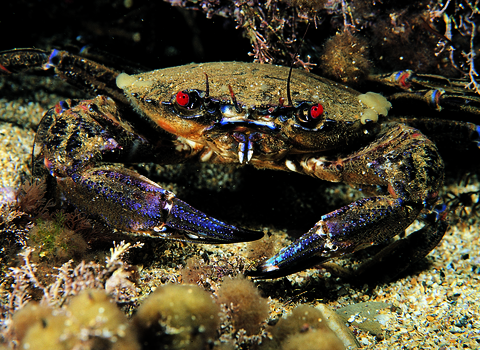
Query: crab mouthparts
216,118,277,164
236,135,254,164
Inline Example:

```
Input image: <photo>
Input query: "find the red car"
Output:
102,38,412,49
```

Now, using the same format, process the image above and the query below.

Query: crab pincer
248,197,448,279
59,166,262,243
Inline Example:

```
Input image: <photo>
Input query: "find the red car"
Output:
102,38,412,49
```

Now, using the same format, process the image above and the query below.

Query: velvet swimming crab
1,48,479,279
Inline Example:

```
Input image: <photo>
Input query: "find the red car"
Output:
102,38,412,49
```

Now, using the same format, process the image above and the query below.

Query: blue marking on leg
476,125,480,148
79,46,89,55
430,90,439,106
58,100,69,113
433,202,447,221
44,49,61,70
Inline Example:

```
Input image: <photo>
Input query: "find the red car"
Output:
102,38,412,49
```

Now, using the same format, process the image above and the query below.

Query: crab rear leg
249,124,447,279
35,96,262,243
0,48,129,107
369,70,480,115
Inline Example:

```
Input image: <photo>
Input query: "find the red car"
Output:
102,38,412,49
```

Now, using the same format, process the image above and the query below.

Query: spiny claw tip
247,231,329,279
167,198,263,243
246,261,283,279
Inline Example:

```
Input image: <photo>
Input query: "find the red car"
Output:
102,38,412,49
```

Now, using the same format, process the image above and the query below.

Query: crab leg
35,96,262,243
368,70,480,116
249,124,447,278
0,48,129,107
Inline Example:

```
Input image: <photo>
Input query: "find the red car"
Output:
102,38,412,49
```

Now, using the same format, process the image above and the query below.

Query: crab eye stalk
173,90,204,111
296,103,324,128
176,91,190,107
310,103,323,119
166,89,220,119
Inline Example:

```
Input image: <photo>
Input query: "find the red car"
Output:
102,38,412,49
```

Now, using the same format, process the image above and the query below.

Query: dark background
0,1,251,69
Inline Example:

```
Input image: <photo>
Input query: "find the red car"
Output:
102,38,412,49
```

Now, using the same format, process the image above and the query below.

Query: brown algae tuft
12,289,140,350
319,31,371,86
133,284,220,350
217,274,270,335
28,212,88,264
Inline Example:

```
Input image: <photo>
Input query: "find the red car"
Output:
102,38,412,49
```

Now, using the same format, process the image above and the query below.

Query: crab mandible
2,48,475,279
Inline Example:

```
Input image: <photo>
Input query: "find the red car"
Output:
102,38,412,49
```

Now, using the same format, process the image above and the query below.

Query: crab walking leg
0,48,130,107
249,124,447,278
35,96,262,243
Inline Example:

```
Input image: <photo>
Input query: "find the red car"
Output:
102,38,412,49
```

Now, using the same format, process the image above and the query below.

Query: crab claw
248,196,422,279
57,166,262,244
161,197,263,243
247,228,333,279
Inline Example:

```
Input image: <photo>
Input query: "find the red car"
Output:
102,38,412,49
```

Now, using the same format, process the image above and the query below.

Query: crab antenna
228,85,242,113
204,72,210,98
286,22,310,107
286,61,294,107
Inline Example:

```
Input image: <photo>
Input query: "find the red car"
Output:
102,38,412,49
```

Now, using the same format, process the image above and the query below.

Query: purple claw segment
57,100,69,114
394,70,413,89
64,167,262,244
69,168,170,222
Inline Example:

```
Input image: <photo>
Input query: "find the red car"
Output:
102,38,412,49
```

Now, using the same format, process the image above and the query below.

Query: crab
1,48,479,279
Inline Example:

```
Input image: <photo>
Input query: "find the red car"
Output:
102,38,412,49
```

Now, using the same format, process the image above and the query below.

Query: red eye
176,91,190,107
310,103,323,119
